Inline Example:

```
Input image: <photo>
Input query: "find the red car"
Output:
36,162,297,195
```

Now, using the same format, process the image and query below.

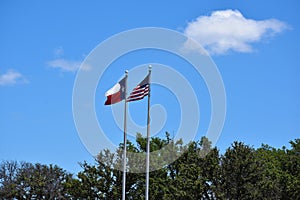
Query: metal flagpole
122,70,128,200
145,65,152,200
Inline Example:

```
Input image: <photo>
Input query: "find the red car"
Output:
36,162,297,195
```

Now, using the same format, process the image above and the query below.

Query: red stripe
127,82,149,102
105,91,122,105
127,91,148,102
129,86,149,95
127,96,145,102
128,85,148,96
127,91,148,100
127,90,148,99
129,88,149,97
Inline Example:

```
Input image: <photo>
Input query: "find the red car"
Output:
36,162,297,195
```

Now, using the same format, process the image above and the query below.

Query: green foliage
219,142,262,199
1,134,299,199
256,139,300,200
0,161,71,199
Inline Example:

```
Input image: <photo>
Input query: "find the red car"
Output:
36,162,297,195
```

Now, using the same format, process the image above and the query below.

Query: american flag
127,74,150,102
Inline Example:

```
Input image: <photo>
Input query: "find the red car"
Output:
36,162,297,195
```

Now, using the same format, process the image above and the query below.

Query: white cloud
48,59,90,72
183,9,289,55
0,70,28,86
48,59,81,72
181,38,209,56
48,47,90,72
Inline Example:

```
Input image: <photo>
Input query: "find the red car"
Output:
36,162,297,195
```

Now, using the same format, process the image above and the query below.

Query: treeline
1,133,300,199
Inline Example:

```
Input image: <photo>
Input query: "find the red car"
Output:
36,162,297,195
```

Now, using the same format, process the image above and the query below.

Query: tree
163,137,221,200
0,161,72,199
0,160,19,199
256,139,300,200
219,142,262,200
256,144,284,199
287,138,300,196
66,132,184,200
66,140,143,200
3,136,299,199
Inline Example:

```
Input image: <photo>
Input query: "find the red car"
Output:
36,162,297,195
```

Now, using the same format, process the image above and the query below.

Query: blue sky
1,0,299,173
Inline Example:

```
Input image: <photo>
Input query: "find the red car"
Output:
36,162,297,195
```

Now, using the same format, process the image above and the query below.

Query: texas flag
104,77,126,105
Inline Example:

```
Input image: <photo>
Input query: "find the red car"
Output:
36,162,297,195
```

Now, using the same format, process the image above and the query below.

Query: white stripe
127,94,147,101
129,88,149,96
105,83,120,96
128,88,148,98
127,91,149,101
129,85,149,94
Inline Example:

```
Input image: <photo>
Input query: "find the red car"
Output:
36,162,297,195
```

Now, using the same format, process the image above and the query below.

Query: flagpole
122,70,128,200
145,65,152,200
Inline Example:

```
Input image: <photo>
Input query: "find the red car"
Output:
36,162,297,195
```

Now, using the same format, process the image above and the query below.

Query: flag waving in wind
102,66,152,200
127,74,150,102
105,76,126,105
103,71,129,200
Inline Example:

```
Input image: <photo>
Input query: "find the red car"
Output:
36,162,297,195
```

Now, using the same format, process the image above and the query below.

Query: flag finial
125,70,128,74
148,65,152,72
